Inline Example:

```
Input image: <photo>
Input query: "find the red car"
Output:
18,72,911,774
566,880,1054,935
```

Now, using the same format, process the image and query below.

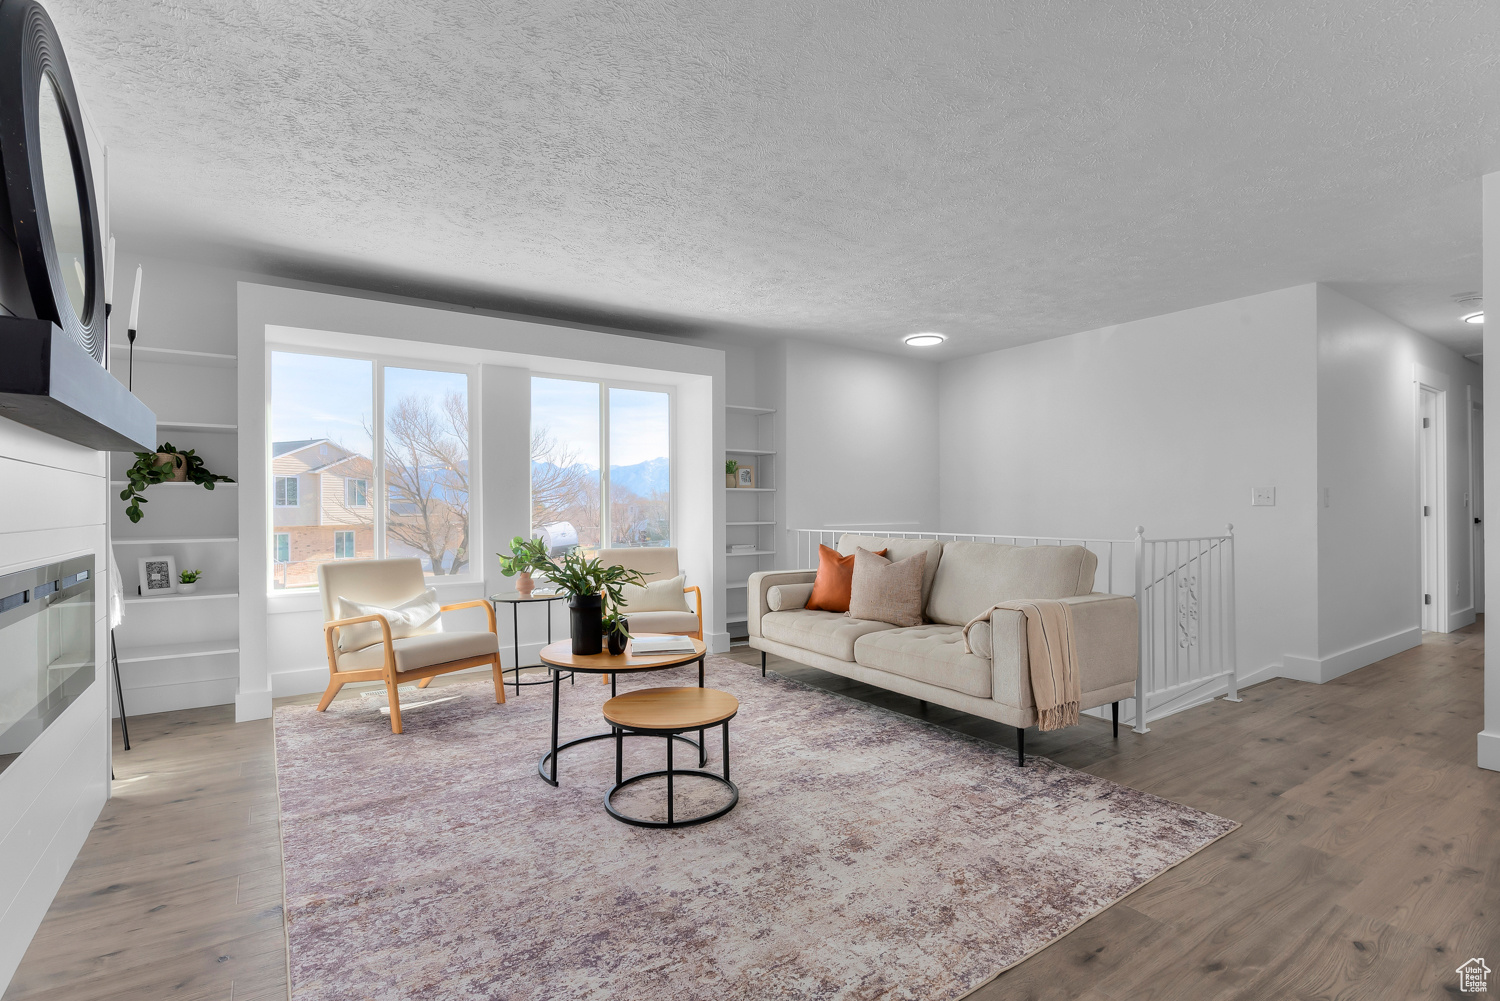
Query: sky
531,378,669,468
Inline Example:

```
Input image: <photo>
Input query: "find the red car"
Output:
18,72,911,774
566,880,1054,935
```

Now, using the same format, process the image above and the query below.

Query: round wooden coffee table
602,687,740,828
536,635,707,787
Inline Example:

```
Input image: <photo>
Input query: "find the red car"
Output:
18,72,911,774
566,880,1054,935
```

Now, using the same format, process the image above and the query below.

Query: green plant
179,569,201,584
545,549,648,619
725,459,739,475
496,535,550,577
602,605,630,639
119,443,234,523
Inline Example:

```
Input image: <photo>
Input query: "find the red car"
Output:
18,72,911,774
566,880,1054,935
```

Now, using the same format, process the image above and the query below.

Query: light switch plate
1252,486,1276,507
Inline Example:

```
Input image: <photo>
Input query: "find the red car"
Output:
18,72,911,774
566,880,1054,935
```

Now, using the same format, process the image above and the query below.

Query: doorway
1473,403,1485,616
1418,386,1445,632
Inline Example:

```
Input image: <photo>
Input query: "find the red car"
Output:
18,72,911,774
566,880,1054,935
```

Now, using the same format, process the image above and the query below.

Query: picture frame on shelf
137,555,177,597
736,466,756,488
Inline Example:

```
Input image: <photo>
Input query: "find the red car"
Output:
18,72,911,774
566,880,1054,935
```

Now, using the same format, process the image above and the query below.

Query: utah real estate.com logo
1459,958,1491,993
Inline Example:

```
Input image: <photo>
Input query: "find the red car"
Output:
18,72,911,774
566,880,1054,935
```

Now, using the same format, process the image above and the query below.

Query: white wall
0,422,111,990
1482,170,1500,772
1314,286,1481,682
783,339,941,536
938,285,1322,684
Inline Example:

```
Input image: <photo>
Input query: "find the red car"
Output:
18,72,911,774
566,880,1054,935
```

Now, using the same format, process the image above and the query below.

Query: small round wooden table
536,635,708,787
602,687,740,828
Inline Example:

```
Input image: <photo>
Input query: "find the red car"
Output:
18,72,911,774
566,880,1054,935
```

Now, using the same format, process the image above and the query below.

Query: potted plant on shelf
726,459,739,488
544,549,647,655
177,569,202,595
496,535,550,597
119,442,234,523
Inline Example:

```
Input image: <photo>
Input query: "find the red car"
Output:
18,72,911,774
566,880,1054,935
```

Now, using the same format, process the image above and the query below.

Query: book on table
630,635,697,655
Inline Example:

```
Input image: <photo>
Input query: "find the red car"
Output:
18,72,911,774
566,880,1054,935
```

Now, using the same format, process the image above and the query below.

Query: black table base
494,594,572,694
605,717,738,828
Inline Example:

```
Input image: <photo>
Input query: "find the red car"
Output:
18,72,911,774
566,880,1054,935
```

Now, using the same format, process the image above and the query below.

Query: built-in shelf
110,343,237,368
729,487,775,492
725,448,777,456
156,421,237,433
725,404,776,415
726,583,748,590
124,585,239,604
727,550,776,557
114,640,240,664
112,536,239,545
109,480,239,489
727,521,774,527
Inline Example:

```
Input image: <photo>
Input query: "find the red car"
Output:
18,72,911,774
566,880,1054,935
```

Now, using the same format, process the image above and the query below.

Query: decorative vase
607,626,627,656
726,473,737,488
516,571,535,597
177,581,198,594
568,594,603,655
156,451,188,482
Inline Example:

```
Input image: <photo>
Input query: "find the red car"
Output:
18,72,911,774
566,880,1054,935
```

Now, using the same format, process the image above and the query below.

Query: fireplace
0,555,95,775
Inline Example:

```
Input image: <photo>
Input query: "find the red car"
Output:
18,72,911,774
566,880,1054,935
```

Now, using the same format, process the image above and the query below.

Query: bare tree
383,391,470,574
530,424,600,548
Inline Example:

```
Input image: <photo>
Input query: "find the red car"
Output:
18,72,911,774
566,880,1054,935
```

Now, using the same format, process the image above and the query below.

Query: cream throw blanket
963,600,1081,731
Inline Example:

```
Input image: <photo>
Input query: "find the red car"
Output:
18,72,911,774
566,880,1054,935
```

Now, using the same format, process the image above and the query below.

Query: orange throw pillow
805,544,887,613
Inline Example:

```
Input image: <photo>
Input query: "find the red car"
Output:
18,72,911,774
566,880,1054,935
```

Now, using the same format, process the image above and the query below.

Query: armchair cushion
334,587,443,652
625,610,701,634
337,630,499,673
619,574,691,612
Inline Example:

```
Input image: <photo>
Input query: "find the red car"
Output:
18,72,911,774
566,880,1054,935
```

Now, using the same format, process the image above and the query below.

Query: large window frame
266,343,481,592
530,373,676,551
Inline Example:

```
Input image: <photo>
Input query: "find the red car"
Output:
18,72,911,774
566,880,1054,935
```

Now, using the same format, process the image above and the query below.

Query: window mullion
373,360,385,558
599,381,610,550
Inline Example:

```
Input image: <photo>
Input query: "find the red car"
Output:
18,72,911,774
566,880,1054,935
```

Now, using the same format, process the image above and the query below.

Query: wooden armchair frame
319,599,504,733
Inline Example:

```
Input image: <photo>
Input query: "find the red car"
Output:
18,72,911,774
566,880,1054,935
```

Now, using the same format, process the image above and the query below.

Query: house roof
272,438,328,457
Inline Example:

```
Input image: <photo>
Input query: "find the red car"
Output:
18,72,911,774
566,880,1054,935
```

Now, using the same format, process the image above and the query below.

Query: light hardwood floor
6,622,1497,1000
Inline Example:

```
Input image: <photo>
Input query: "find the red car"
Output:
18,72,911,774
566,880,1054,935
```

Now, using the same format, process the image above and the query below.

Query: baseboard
1449,605,1477,632
1281,626,1423,685
1479,731,1500,772
267,639,570,700
117,677,237,717
1235,662,1284,690
235,687,272,722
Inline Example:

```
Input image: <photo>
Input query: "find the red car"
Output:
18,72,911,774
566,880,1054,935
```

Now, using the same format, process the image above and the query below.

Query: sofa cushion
807,544,886,613
849,548,926,627
626,610,700,635
837,535,944,615
760,609,897,661
852,624,993,699
338,630,498,672
926,542,1099,626
766,583,813,611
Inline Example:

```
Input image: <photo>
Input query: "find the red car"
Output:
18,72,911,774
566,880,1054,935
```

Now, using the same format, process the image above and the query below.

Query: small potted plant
545,549,648,655
178,569,202,595
119,442,234,523
602,606,630,656
496,535,550,597
726,458,739,488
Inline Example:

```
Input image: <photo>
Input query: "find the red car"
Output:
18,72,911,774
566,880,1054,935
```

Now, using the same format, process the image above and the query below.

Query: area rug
273,655,1236,1000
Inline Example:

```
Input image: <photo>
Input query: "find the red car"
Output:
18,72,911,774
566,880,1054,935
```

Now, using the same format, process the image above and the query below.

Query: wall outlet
1252,486,1276,507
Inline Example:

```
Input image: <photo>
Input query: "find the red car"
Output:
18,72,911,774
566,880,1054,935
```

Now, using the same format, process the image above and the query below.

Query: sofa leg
1112,701,1119,739
761,651,766,677
1016,726,1025,767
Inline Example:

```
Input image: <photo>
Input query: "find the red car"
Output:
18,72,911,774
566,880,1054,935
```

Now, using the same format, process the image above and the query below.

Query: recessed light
1463,312,1484,324
903,332,947,347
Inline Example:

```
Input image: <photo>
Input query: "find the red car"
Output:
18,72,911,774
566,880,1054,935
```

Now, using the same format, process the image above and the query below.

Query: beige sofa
748,535,1137,763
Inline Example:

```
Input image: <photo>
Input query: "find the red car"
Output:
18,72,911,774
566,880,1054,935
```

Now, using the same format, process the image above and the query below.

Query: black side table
490,591,572,695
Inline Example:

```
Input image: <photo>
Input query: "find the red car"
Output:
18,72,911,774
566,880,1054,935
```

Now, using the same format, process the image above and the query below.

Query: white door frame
1471,393,1485,617
1416,365,1449,632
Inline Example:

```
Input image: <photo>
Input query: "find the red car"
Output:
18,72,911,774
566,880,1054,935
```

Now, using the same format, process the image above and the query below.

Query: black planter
568,594,603,655
607,626,628,656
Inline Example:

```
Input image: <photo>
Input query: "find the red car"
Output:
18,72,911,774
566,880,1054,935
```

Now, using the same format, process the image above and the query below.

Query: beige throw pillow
619,574,691,613
335,587,443,651
848,548,926,627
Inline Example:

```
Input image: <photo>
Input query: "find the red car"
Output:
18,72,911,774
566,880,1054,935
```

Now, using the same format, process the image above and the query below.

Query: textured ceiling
44,0,1500,357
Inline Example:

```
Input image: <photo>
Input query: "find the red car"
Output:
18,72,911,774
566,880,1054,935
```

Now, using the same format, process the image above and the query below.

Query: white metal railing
789,526,1239,732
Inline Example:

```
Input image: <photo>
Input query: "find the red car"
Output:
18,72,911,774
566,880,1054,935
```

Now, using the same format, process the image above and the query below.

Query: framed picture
137,555,177,597
736,466,756,488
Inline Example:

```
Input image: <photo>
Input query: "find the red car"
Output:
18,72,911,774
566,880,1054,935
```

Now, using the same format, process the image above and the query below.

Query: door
1419,388,1441,631
1474,404,1485,615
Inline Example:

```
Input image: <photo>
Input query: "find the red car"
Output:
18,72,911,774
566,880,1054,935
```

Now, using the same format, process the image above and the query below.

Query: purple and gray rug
273,654,1236,1000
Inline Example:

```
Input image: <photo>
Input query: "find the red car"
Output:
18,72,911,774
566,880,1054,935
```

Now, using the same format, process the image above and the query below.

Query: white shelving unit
725,404,777,639
109,338,241,717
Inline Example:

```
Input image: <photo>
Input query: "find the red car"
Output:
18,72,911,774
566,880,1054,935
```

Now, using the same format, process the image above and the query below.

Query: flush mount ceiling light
903,332,947,347
1464,312,1484,324
1456,295,1483,325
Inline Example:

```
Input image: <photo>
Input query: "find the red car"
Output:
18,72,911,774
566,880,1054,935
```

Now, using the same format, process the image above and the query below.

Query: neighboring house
271,439,375,588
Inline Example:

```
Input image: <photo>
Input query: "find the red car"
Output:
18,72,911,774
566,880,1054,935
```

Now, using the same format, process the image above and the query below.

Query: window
270,350,474,590
531,377,670,554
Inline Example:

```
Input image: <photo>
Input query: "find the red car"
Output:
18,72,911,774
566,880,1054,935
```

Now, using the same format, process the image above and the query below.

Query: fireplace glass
0,555,95,775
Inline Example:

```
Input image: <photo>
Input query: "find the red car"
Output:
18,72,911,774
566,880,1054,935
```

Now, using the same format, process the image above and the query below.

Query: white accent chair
317,558,504,733
595,547,703,639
